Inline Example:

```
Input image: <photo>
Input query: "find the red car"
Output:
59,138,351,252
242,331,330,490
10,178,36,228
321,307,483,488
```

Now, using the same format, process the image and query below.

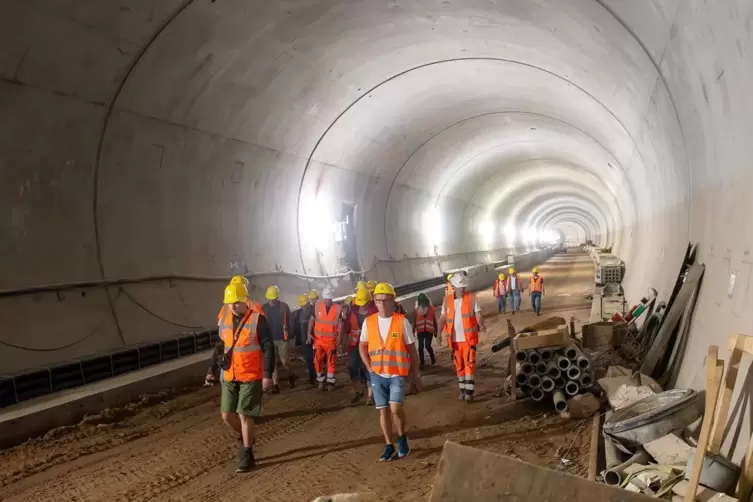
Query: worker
218,275,265,320
299,290,318,384
413,293,437,368
493,273,508,314
366,280,377,294
261,285,296,392
529,267,545,316
348,288,378,404
339,295,354,357
359,282,422,461
291,294,310,346
356,280,368,292
445,273,455,298
205,283,274,472
307,286,343,391
506,267,524,314
439,274,486,402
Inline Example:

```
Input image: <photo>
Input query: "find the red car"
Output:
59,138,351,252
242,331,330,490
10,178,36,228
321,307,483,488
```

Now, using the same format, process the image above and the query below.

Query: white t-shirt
509,275,519,290
360,315,416,378
441,295,482,343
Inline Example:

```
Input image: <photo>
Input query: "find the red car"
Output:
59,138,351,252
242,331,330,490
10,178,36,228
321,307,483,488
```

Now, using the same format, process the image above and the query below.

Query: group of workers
492,267,545,315
205,266,545,472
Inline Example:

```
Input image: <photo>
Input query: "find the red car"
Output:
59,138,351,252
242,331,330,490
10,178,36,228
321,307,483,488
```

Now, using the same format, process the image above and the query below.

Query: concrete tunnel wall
1,0,752,430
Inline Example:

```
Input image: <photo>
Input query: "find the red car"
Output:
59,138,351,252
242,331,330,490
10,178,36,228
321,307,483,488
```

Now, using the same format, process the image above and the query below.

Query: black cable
119,287,205,329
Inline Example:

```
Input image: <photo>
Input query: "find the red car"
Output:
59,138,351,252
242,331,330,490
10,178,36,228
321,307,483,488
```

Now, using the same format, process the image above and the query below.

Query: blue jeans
531,292,542,314
370,374,405,409
303,342,316,381
347,347,369,384
509,290,521,311
497,295,507,313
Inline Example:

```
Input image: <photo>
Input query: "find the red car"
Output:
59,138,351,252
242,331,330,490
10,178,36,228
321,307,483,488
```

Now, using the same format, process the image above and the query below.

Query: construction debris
566,393,600,419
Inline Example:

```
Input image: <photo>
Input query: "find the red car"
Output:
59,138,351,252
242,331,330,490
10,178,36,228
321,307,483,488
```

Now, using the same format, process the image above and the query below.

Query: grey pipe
554,376,566,389
541,377,555,392
535,362,548,375
580,372,594,387
556,355,572,370
520,362,534,375
528,374,542,389
577,356,591,370
547,362,561,379
515,351,528,363
603,412,620,469
528,351,542,365
539,349,554,362
519,384,531,395
531,388,545,402
553,389,568,412
603,448,651,486
567,366,581,381
515,372,528,385
565,381,580,396
565,346,581,360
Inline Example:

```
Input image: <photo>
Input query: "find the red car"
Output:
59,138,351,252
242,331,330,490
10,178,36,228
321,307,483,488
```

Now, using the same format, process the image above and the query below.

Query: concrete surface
0,352,210,449
1,0,753,459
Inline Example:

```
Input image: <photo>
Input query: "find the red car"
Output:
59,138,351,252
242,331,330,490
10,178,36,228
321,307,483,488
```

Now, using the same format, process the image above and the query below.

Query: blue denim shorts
370,373,405,409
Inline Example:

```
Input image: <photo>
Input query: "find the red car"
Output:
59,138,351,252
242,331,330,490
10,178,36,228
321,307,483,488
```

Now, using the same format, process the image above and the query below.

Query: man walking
300,290,317,384
262,285,296,393
506,267,524,314
359,282,422,461
308,286,342,391
413,293,437,368
347,287,377,404
493,273,507,314
439,274,485,401
529,267,545,315
205,282,274,472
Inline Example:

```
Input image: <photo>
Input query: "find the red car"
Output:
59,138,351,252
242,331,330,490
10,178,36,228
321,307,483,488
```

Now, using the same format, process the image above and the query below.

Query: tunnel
2,0,752,398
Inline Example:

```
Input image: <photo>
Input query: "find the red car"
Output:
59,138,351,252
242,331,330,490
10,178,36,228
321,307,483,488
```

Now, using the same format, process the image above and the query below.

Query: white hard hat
321,286,335,300
450,274,468,288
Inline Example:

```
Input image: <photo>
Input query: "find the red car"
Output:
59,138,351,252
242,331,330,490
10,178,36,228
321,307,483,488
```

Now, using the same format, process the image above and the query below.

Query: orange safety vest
443,292,479,345
415,306,435,334
506,274,522,292
493,279,504,298
218,308,262,382
366,313,410,377
314,300,341,347
530,275,544,293
446,283,454,297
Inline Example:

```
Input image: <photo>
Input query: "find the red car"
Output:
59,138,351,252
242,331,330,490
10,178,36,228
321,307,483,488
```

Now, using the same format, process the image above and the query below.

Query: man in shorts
359,282,422,461
206,283,274,472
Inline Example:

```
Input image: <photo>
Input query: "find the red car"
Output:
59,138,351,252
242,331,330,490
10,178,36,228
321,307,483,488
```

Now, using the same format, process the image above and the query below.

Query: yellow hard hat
297,294,309,307
498,273,506,280
366,280,377,291
308,289,319,300
532,267,540,274
447,273,454,281
508,267,516,274
265,285,280,300
373,282,396,297
356,280,368,291
344,295,353,305
230,275,249,286
224,283,249,304
354,288,371,306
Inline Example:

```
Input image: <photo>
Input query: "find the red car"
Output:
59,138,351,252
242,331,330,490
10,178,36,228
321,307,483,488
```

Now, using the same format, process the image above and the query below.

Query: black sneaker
288,374,297,389
236,446,255,473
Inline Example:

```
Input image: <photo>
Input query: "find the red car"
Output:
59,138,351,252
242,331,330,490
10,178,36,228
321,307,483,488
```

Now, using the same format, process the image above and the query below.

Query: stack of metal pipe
515,345,593,412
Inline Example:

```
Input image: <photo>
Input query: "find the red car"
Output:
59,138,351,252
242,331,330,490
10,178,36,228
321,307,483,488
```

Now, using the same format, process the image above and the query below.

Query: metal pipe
515,351,529,362
528,374,542,389
554,376,566,389
577,356,591,370
520,362,534,375
539,349,554,361
553,389,568,412
556,355,571,370
541,377,555,392
535,362,548,375
519,384,531,395
528,351,542,365
565,346,580,360
547,362,561,379
603,448,650,486
565,381,580,396
515,372,529,385
531,388,545,402
580,372,594,387
567,366,581,381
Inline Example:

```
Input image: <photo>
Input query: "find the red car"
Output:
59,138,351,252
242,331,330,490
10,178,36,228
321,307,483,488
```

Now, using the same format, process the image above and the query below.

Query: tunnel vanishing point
1,0,752,392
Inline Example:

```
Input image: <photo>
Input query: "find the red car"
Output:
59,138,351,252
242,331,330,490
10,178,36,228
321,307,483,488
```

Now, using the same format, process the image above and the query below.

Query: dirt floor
0,250,596,502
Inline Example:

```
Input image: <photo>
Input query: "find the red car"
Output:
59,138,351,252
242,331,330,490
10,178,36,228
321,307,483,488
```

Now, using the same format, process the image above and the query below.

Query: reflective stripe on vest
443,292,480,345
314,300,341,342
366,313,410,377
219,308,262,381
415,305,435,334
530,275,543,293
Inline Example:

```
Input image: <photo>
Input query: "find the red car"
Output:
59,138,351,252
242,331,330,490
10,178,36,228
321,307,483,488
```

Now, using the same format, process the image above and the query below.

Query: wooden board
431,441,656,502
710,334,745,454
513,326,569,351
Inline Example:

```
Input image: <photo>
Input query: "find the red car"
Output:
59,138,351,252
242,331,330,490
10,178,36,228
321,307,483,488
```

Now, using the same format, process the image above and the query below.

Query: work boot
288,373,297,389
350,391,364,404
236,446,255,473
398,435,410,458
379,444,397,462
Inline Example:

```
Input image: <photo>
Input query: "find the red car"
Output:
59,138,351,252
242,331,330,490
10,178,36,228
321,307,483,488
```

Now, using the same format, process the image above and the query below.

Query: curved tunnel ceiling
3,0,751,384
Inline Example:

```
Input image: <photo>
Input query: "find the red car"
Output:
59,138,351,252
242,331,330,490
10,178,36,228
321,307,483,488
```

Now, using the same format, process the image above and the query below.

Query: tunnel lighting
521,226,536,246
479,220,493,249
423,207,442,249
503,224,516,245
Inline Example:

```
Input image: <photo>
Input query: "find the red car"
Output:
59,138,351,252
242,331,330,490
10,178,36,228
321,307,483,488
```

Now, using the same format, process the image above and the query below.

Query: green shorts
220,380,262,417
274,339,290,361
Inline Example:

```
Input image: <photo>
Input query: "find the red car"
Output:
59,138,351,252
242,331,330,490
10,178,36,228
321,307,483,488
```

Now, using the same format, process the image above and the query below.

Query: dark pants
417,332,436,366
497,295,507,313
531,292,542,314
302,342,316,381
347,347,369,384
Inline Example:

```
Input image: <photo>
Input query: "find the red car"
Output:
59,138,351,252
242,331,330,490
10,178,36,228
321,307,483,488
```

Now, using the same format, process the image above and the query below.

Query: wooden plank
684,346,724,502
710,334,745,454
728,333,753,356
431,442,656,502
672,480,738,502
588,412,600,482
513,326,569,351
